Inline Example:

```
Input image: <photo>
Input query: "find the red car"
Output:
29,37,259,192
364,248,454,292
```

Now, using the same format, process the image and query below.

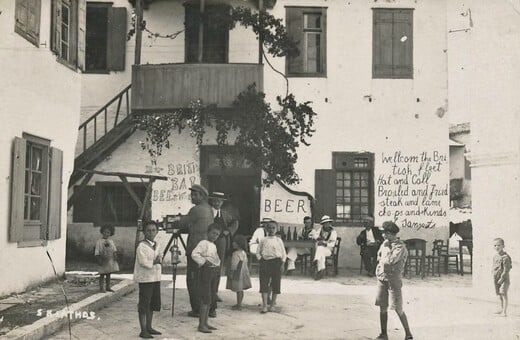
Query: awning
449,207,472,224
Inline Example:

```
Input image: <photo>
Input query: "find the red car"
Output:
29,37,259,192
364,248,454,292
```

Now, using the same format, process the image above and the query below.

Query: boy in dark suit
356,216,383,276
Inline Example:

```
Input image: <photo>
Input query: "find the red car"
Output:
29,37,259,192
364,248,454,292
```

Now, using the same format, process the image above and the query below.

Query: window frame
51,0,80,70
372,8,414,79
95,181,147,226
285,6,327,78
332,152,375,227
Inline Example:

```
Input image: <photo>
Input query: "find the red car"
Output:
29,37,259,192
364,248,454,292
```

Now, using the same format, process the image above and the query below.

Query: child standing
191,223,222,333
134,221,162,339
95,225,119,292
257,220,286,313
493,238,512,316
226,234,252,310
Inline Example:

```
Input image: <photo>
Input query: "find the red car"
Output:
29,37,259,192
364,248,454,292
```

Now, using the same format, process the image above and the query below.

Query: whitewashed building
68,0,450,269
0,0,82,295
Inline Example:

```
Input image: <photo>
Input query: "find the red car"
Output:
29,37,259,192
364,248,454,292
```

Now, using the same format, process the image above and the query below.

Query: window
373,9,413,79
185,4,229,63
51,0,86,70
315,152,374,226
85,3,127,73
286,6,327,76
10,135,63,245
14,0,41,46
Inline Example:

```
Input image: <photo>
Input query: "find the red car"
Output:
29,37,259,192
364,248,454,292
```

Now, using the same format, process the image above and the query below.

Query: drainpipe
134,0,143,65
198,0,205,62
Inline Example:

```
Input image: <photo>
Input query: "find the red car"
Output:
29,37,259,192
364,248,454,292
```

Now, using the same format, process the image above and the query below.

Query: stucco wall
0,1,81,296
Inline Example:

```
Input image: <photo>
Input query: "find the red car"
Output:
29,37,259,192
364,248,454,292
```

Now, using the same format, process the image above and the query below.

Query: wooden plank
119,175,144,210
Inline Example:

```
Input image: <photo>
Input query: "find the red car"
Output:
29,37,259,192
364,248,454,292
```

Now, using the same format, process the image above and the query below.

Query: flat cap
381,221,400,234
189,184,209,197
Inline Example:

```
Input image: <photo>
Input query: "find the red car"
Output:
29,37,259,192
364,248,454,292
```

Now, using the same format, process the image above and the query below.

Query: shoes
207,324,217,330
139,331,153,339
314,270,324,280
188,310,199,317
147,328,161,335
209,310,217,318
231,305,242,310
216,295,223,302
106,288,114,292
405,335,414,340
374,333,388,340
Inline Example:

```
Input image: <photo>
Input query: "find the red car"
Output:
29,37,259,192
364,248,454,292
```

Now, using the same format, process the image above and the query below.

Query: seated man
313,215,338,280
356,216,383,276
249,218,272,255
286,216,315,274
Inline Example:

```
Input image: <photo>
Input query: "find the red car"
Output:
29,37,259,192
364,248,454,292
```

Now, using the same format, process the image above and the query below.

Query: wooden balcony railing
131,63,264,113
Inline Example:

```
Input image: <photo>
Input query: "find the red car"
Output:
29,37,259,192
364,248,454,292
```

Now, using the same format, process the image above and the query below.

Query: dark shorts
494,279,510,296
138,282,161,312
375,279,403,312
198,265,220,305
259,258,282,294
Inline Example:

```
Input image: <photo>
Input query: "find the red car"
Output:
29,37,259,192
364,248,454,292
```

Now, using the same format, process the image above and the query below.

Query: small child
257,220,286,313
191,223,222,333
493,238,512,317
226,234,252,310
95,225,119,292
134,221,162,339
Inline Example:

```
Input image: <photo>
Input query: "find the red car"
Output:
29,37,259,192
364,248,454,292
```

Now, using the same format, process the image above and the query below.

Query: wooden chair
325,237,341,276
438,239,459,274
295,253,311,274
425,240,442,277
404,238,426,279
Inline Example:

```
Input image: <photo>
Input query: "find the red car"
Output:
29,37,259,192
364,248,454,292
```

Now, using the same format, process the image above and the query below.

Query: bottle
280,226,286,240
287,227,292,241
293,227,298,241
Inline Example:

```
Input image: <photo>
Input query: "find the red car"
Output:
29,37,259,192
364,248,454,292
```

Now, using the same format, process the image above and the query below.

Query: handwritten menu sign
376,151,448,229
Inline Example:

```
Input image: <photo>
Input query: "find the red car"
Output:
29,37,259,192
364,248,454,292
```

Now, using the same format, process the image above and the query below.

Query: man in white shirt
313,215,338,280
356,216,384,276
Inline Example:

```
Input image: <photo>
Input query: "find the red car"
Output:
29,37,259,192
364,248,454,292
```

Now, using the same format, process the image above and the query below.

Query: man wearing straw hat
312,215,338,280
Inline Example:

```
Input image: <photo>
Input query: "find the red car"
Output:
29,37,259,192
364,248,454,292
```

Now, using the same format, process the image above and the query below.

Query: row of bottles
279,226,301,241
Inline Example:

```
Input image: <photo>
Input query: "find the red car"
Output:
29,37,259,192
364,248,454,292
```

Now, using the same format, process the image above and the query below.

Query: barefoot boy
257,220,286,313
493,238,512,316
374,221,413,340
133,221,162,339
191,223,222,333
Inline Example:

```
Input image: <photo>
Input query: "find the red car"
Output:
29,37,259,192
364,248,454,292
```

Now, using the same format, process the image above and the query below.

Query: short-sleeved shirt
493,252,512,283
376,239,408,285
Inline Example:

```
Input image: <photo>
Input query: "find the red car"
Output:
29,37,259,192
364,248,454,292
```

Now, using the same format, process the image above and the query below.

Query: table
284,240,315,274
459,239,473,275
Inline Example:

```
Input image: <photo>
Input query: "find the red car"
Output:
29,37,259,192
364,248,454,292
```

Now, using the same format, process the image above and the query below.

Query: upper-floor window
286,6,327,77
372,8,413,79
10,135,63,246
85,2,127,73
51,0,86,70
315,152,374,226
14,0,41,46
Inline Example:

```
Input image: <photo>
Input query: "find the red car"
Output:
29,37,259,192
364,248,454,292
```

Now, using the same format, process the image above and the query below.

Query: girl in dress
226,234,252,310
95,225,119,292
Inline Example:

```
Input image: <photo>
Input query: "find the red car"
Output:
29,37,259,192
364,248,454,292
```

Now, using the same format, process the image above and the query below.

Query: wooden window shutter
27,0,41,42
77,0,86,71
15,0,29,35
314,169,336,221
47,147,63,240
373,9,394,78
392,10,413,78
51,0,63,54
10,137,26,242
107,7,127,71
286,7,304,74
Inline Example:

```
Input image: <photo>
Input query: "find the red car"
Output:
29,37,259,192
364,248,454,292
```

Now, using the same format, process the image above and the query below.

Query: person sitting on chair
286,216,315,274
356,216,383,276
312,215,338,280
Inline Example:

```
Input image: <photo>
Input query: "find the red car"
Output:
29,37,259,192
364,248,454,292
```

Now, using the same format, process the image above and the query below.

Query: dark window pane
24,195,29,219
25,144,30,168
31,172,41,195
31,145,43,171
25,170,30,194
304,13,321,29
62,5,69,23
30,197,41,220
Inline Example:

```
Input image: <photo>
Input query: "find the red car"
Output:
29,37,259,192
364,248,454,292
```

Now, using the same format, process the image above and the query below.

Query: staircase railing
78,84,132,153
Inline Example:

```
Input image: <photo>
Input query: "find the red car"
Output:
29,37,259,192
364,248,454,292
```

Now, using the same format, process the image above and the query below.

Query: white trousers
314,246,332,271
286,247,310,270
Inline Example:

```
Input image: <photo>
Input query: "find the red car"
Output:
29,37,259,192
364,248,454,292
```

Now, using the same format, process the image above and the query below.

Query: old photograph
0,0,519,339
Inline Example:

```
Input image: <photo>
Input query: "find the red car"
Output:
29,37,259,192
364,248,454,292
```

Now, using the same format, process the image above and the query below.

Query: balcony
131,63,264,114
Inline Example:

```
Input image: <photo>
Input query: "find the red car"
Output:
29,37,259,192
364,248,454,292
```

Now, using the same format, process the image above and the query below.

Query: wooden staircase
69,85,136,187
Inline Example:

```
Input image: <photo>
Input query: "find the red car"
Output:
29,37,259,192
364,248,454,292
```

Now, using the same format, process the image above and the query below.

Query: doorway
200,146,261,236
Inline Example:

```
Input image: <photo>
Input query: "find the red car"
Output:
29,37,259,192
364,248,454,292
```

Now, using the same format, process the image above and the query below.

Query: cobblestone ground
47,273,519,340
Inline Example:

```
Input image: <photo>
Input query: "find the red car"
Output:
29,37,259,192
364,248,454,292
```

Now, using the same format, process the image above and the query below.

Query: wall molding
466,150,520,168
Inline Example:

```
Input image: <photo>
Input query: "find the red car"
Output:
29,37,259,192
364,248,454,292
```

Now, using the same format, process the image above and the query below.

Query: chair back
404,238,426,258
432,239,444,256
333,237,341,257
